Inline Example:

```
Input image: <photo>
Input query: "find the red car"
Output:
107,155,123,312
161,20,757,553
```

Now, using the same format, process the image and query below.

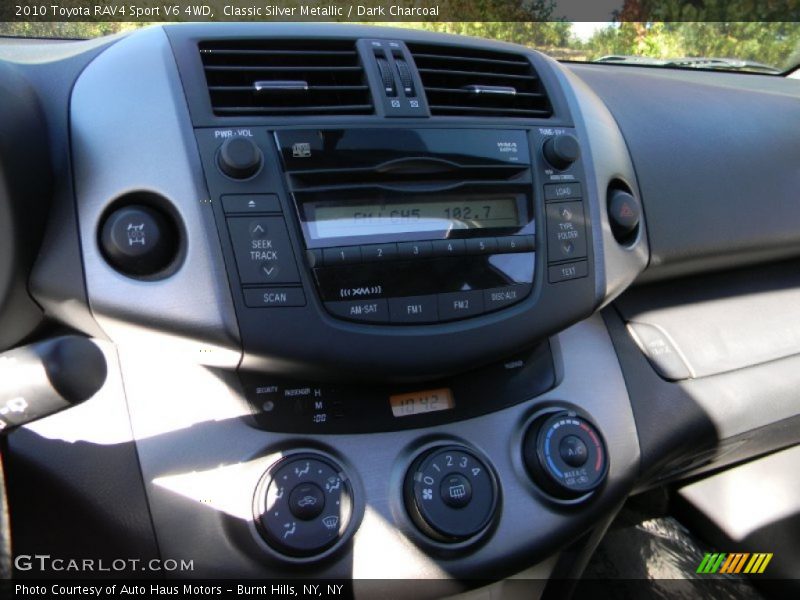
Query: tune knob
543,134,580,170
523,410,608,500
217,136,262,179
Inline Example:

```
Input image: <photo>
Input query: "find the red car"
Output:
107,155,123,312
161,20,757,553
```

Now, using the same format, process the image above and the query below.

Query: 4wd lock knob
99,204,178,277
217,136,262,179
543,134,580,170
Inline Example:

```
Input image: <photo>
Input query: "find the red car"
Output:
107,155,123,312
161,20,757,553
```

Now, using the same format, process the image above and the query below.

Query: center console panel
36,24,649,584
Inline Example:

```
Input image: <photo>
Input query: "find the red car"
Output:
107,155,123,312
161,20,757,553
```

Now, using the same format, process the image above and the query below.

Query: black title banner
2,0,800,23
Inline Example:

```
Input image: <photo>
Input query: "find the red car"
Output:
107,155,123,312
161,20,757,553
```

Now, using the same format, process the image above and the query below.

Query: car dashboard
1,23,799,592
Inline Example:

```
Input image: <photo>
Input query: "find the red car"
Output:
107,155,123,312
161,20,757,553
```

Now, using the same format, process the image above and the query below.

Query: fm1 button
289,483,325,520
441,474,472,509
100,204,179,277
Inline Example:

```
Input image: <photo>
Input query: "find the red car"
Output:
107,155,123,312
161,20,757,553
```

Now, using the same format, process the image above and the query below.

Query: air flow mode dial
255,454,353,558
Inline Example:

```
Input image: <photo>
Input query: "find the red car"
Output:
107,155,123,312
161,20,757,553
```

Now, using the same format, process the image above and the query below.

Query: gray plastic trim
546,57,650,307
70,26,240,367
118,315,639,580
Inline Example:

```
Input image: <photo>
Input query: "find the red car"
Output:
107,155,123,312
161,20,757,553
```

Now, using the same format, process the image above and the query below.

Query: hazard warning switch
608,189,641,243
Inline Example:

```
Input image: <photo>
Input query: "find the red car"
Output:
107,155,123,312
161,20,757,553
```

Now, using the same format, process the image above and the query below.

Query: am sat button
438,290,484,321
243,287,306,308
548,260,588,283
483,284,532,311
326,299,389,323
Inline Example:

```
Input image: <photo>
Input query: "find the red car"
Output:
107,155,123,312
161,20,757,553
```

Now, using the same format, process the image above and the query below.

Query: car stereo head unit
275,129,536,324
194,122,595,379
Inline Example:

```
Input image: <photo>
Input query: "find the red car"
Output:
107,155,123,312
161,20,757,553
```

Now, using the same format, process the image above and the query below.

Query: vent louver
408,44,552,118
199,40,373,116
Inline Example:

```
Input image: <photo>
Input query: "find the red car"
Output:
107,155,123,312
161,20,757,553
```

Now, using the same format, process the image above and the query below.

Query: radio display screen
307,196,522,240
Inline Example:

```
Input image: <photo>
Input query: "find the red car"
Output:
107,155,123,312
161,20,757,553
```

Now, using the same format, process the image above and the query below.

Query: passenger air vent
199,40,373,116
408,44,552,118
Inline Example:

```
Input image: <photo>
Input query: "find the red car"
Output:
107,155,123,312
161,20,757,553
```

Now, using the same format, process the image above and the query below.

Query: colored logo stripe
697,552,773,574
744,553,773,574
720,553,749,573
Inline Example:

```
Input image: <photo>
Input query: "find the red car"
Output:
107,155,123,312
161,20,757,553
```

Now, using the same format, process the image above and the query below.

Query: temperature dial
523,411,608,500
404,445,498,543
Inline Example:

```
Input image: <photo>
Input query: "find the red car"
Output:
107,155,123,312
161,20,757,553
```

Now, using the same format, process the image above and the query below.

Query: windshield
1,21,799,73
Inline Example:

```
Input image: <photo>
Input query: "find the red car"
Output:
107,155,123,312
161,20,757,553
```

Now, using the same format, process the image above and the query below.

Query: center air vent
408,44,552,118
199,40,373,116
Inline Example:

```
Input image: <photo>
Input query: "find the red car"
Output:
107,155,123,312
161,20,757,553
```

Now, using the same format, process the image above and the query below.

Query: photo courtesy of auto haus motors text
14,584,347,597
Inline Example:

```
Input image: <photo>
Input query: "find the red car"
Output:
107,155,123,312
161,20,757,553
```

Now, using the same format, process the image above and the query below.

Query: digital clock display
389,388,455,418
307,195,522,240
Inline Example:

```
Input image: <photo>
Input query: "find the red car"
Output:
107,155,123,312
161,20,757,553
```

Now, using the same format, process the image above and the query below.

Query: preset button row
308,235,535,268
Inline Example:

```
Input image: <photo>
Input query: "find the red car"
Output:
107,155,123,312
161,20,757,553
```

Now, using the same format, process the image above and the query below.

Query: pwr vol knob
217,136,262,179
523,411,608,501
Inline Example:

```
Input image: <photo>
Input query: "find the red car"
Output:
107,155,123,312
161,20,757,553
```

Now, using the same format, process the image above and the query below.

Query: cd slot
287,161,530,191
